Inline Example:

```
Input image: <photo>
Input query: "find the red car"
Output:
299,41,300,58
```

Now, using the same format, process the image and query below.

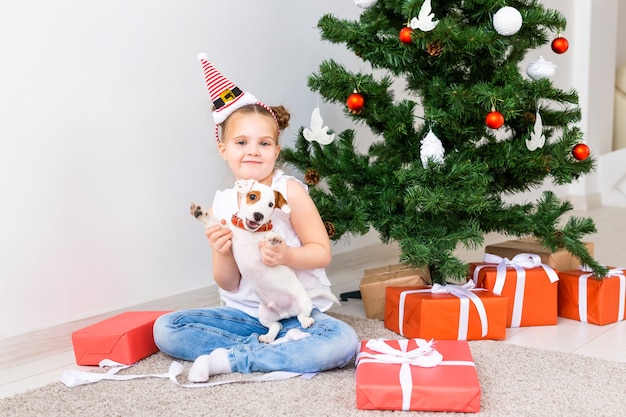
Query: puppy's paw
270,328,311,345
297,315,315,329
265,232,283,246
258,322,281,344
190,203,218,229
190,203,205,219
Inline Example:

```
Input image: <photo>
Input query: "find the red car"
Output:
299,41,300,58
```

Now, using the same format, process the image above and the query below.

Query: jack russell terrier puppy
190,179,339,343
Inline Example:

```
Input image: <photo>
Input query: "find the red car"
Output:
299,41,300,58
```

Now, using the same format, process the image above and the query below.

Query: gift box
71,311,171,365
470,253,559,327
485,238,594,272
360,263,431,320
384,284,507,340
558,268,626,325
356,338,481,412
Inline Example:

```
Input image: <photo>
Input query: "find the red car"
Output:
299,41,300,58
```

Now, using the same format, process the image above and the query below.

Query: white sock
188,348,232,382
188,355,210,383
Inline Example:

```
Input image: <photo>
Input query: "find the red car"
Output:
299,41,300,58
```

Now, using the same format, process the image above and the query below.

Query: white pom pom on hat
197,53,259,125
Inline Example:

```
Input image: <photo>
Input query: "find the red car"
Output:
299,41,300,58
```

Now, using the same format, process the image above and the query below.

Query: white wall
0,1,621,339
617,2,626,68
510,0,619,207
530,0,618,157
0,0,369,338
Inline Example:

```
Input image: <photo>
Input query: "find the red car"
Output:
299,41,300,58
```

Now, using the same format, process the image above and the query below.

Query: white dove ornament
410,0,439,32
303,107,335,145
526,110,545,151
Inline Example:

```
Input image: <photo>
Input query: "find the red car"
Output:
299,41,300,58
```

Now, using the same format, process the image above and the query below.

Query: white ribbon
355,338,474,411
397,282,488,340
61,359,307,388
356,338,443,368
432,282,489,339
473,253,559,327
576,266,626,323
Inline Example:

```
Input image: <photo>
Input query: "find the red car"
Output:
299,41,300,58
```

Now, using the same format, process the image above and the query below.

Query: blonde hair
219,104,290,142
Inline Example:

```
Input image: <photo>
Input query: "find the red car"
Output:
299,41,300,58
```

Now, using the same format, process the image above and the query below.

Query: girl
153,55,359,382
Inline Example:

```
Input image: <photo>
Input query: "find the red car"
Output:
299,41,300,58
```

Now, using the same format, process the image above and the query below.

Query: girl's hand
259,237,288,267
205,220,232,254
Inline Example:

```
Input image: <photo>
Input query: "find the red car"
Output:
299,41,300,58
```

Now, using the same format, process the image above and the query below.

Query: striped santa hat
198,53,278,141
197,53,259,126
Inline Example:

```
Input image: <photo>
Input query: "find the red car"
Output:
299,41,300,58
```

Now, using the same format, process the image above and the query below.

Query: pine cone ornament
324,221,336,238
524,112,536,122
553,231,564,245
426,41,443,56
304,169,321,186
542,155,552,172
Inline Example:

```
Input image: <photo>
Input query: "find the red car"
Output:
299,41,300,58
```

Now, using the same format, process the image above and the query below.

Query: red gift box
558,268,626,325
71,311,171,365
384,283,507,340
470,253,559,327
355,338,481,412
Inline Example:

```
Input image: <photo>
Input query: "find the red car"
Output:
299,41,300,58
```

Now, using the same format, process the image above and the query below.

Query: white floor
1,205,625,399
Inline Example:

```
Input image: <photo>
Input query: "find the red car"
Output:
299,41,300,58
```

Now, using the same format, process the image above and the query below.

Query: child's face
218,111,280,185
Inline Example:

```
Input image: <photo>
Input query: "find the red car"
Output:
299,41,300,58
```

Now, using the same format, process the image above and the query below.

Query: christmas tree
280,0,607,284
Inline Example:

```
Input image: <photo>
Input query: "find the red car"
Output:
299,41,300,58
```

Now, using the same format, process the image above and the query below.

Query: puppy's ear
234,179,255,193
274,191,291,214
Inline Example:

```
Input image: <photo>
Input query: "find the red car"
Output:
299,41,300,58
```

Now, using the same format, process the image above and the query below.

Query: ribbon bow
480,253,559,292
356,338,443,368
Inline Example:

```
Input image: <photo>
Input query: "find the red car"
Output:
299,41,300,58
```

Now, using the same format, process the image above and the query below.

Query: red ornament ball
572,143,590,161
485,110,505,129
346,91,365,114
399,27,413,44
551,36,569,54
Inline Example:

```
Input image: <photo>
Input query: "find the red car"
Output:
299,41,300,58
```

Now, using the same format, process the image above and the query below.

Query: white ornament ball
493,6,523,36
353,0,377,9
526,56,557,80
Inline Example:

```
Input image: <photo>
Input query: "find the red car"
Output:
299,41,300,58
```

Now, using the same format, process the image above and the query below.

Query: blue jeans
153,307,359,374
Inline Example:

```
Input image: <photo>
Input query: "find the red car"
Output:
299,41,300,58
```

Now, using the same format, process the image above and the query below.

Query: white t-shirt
212,169,334,317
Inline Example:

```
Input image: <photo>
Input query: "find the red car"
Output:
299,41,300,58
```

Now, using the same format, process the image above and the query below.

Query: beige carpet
2,313,625,417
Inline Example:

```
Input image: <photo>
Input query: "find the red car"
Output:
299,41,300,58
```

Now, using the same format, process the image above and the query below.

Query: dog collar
231,214,273,232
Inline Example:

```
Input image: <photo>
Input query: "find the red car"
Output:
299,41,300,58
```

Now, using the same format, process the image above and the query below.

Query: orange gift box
558,268,626,325
384,285,507,340
470,254,559,327
355,339,481,412
71,311,171,365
